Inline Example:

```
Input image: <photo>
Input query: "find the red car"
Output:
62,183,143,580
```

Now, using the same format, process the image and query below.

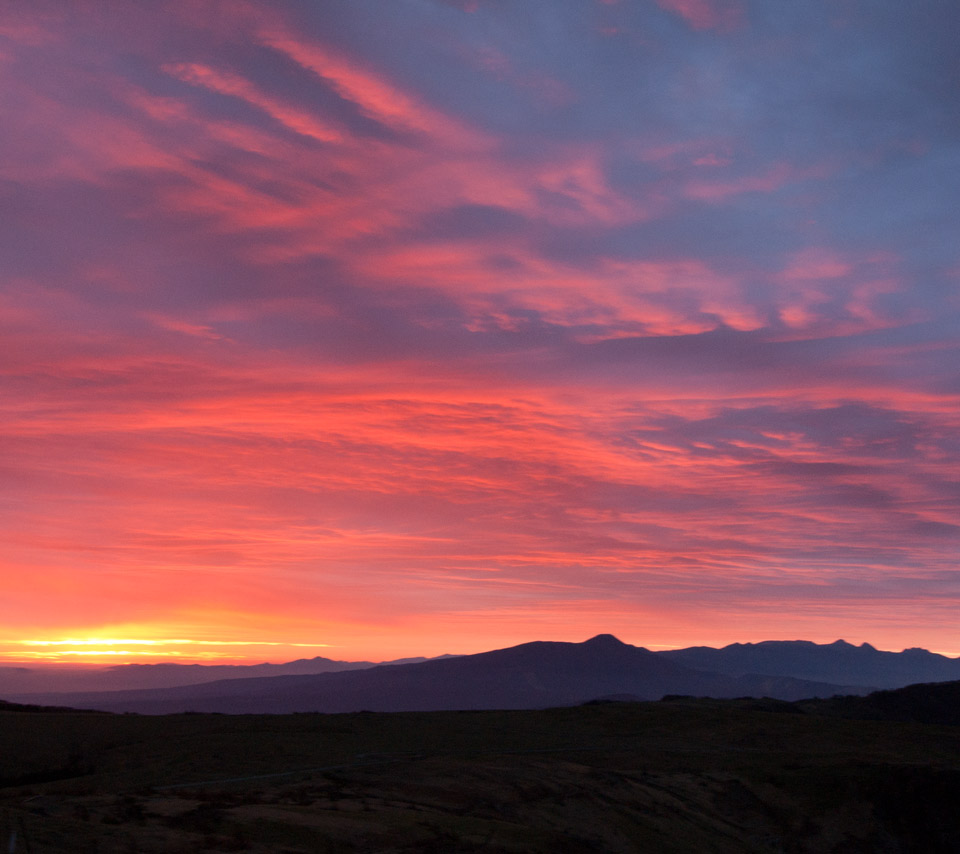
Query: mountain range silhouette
3,634,913,714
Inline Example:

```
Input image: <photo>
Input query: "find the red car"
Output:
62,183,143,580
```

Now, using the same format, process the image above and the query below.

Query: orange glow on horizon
2,635,335,665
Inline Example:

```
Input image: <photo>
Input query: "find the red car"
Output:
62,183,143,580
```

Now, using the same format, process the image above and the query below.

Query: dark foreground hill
807,678,960,726
3,682,960,853
659,638,960,689
0,699,105,715
7,635,863,714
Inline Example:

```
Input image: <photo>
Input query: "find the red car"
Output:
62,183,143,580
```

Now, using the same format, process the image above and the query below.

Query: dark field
3,697,960,853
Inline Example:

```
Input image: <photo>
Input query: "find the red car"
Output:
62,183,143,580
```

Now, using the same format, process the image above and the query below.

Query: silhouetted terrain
9,637,957,706
0,699,104,715
8,635,863,715
807,679,960,726
659,638,960,689
3,681,960,852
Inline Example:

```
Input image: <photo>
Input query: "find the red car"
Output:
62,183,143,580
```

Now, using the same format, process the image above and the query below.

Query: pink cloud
684,162,800,202
466,44,574,107
164,62,344,144
654,0,744,31
779,248,853,281
258,28,494,151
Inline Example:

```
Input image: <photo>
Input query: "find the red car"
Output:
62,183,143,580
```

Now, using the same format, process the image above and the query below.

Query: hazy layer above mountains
4,634,959,715
0,654,449,694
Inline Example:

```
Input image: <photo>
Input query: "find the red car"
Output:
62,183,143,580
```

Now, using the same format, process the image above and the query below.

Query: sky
1,0,959,665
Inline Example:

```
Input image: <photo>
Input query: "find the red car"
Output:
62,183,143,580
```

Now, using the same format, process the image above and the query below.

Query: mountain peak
583,634,626,648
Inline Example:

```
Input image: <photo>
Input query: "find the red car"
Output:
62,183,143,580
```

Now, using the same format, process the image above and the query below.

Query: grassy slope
2,697,960,852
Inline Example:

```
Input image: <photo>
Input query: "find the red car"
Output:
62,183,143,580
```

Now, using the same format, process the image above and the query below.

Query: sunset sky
2,0,959,665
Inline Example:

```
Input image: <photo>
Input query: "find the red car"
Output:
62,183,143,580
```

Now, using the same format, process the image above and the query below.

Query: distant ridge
0,654,453,695
5,635,862,714
657,639,960,689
